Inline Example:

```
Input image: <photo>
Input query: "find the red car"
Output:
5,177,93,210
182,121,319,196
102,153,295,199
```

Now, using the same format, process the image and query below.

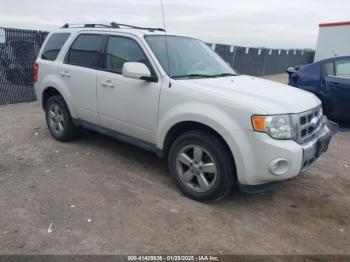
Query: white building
314,21,350,61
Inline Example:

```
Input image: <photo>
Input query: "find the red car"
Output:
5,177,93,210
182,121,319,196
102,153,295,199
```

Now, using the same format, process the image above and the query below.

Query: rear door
323,58,350,118
59,33,104,124
97,34,162,143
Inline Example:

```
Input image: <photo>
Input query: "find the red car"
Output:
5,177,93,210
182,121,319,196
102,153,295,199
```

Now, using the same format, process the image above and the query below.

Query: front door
97,35,162,143
323,59,350,119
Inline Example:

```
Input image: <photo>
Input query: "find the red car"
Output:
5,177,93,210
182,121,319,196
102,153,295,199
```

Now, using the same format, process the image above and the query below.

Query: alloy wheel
48,103,65,136
175,145,218,193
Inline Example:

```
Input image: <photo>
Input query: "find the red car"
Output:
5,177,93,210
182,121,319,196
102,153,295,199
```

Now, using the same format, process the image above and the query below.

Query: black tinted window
67,34,103,67
41,33,70,61
104,36,150,74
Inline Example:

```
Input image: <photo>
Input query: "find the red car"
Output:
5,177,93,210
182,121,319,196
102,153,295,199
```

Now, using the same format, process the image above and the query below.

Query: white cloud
0,0,349,48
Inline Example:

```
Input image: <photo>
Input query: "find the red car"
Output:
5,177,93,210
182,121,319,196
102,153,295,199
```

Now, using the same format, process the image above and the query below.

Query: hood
180,75,321,114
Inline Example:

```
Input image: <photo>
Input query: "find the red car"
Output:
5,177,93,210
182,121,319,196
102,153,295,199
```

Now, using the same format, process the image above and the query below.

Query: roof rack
60,22,165,32
111,22,166,32
61,23,111,29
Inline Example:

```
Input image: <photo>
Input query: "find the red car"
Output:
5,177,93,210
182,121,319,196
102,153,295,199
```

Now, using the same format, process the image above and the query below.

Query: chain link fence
0,28,48,105
0,27,315,105
210,43,315,76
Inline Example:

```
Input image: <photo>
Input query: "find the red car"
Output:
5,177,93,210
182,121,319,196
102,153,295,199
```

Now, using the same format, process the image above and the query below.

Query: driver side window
104,36,151,74
335,60,350,78
323,62,335,76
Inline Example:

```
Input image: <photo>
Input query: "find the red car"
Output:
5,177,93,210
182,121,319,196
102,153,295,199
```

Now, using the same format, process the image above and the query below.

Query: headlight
252,114,293,139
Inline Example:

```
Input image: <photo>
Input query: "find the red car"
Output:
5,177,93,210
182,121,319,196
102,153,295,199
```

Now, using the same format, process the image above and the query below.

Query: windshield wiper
209,73,236,78
172,73,236,79
172,74,213,79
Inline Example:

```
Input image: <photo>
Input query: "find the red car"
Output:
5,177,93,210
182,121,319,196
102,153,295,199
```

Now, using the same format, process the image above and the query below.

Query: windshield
145,35,236,79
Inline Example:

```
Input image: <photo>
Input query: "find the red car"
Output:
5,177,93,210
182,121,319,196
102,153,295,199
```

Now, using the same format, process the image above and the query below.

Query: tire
45,95,78,142
168,130,235,201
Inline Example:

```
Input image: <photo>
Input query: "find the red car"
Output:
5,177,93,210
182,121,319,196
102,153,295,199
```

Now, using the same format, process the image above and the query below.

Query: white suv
34,23,337,201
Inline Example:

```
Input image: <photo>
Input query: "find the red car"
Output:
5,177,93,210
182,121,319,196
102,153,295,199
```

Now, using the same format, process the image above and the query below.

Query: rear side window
66,34,104,68
41,33,70,61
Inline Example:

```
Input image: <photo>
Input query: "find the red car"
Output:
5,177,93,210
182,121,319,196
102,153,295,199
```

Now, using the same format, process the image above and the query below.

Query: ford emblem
311,116,320,126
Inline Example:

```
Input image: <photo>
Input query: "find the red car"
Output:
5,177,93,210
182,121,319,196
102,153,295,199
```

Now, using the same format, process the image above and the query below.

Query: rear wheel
45,95,78,142
168,130,235,201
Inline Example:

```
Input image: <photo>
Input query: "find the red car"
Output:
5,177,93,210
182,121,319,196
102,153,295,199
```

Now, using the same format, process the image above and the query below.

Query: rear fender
41,73,77,118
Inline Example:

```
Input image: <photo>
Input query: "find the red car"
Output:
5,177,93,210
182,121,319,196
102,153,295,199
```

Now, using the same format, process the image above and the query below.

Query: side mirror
122,62,156,82
286,67,297,75
286,67,297,80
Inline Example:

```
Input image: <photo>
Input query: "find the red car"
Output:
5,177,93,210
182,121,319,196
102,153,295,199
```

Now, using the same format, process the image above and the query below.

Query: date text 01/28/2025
127,255,219,261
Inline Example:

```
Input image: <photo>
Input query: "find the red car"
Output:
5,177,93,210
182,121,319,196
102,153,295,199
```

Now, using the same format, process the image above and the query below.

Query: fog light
268,158,291,176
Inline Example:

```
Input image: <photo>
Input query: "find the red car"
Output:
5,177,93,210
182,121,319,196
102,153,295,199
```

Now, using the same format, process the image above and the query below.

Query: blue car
287,56,350,120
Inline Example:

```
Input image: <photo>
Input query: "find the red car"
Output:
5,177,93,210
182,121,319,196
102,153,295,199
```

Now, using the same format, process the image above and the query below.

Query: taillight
34,63,39,82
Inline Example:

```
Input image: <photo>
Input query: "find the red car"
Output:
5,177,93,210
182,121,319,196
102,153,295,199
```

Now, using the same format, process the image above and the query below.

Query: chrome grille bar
292,105,324,144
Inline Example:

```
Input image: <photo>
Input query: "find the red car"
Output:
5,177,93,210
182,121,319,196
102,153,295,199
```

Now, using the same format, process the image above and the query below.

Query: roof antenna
160,0,172,87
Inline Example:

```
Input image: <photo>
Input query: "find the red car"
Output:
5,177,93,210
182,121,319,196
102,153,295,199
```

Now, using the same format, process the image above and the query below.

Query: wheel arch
42,86,60,109
41,86,76,118
162,121,236,169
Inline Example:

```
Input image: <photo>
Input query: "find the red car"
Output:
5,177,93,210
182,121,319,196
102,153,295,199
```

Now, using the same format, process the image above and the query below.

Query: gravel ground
0,74,349,255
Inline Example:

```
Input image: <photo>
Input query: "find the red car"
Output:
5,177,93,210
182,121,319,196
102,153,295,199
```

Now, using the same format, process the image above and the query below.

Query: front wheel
168,130,235,201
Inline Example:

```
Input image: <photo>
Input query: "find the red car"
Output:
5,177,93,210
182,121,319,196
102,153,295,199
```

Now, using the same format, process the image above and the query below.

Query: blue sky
0,0,349,49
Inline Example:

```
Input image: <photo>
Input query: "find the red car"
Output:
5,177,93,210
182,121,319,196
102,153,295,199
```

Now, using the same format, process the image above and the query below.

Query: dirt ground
0,74,349,255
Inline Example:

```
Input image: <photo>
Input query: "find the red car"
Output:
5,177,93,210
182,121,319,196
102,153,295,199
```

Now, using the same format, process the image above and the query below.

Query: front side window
323,62,335,76
104,36,150,74
66,34,104,68
145,35,236,79
41,33,70,61
335,60,350,78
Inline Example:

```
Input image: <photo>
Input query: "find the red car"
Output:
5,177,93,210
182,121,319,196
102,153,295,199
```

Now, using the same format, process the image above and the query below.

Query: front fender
157,102,248,184
157,102,246,149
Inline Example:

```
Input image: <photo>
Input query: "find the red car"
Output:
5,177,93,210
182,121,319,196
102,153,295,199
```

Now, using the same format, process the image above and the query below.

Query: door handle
101,81,115,88
330,82,342,89
60,71,71,78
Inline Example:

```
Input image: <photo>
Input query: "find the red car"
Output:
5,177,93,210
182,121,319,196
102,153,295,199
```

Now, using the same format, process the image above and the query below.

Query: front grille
294,106,323,144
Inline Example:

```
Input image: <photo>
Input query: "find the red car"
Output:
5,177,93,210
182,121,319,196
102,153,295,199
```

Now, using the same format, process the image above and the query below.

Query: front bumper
226,117,338,186
301,117,338,172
